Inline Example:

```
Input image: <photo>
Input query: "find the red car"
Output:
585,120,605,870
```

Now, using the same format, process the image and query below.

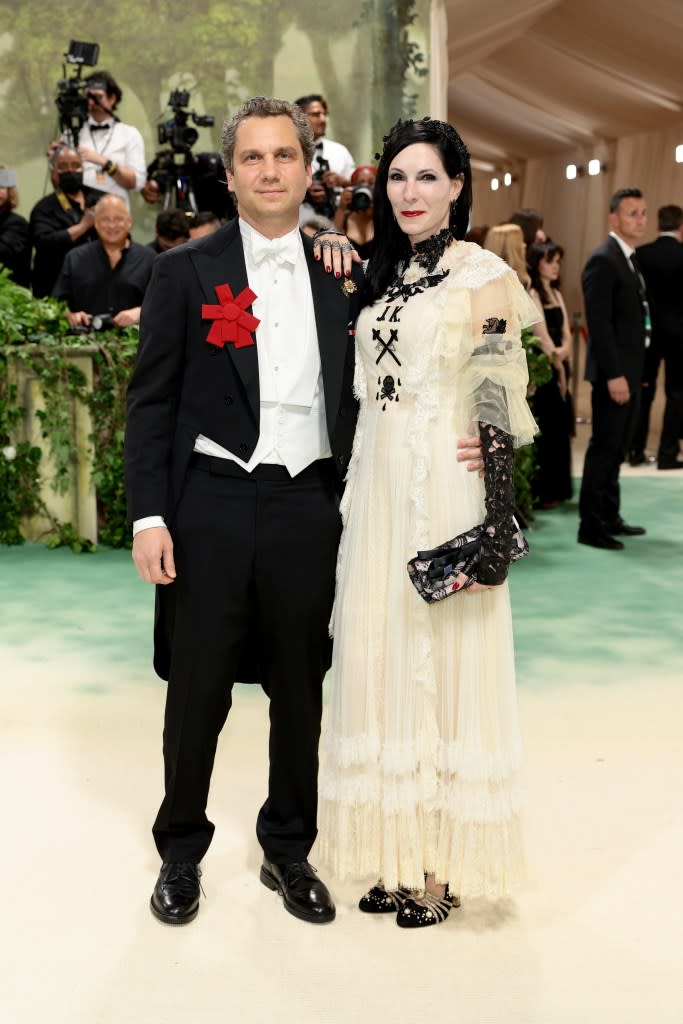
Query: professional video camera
157,89,214,152
54,40,100,147
146,89,232,216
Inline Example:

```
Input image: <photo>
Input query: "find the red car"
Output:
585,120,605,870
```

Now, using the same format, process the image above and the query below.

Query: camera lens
349,185,373,212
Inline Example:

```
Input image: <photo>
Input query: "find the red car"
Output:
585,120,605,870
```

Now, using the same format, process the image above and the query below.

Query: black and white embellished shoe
359,882,414,914
395,886,460,928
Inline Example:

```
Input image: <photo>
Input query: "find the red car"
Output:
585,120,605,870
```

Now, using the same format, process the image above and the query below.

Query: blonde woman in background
484,223,529,289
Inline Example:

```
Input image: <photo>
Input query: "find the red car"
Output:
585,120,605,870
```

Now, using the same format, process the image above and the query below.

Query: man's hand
77,145,106,168
113,307,141,328
66,310,91,328
132,526,176,585
141,180,162,204
321,170,348,189
607,375,630,405
456,434,484,475
81,206,96,229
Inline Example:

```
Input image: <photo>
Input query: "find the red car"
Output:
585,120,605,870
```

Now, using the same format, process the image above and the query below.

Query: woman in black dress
528,241,574,506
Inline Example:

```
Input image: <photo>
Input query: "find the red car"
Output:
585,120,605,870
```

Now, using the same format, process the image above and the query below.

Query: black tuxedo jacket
582,235,646,390
636,235,683,342
125,218,363,526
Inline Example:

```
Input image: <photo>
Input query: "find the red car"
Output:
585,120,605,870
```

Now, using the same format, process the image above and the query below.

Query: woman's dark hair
528,240,564,306
363,117,472,306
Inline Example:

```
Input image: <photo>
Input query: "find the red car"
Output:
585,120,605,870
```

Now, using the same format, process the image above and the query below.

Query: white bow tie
251,234,299,266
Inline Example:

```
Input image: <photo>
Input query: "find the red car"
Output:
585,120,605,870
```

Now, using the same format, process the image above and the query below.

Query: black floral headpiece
375,116,470,170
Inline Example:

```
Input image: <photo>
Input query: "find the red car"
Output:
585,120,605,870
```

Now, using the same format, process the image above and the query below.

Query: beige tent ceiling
444,0,683,164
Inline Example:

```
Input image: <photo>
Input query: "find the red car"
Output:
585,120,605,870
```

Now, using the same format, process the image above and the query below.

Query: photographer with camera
295,95,355,188
296,94,356,224
30,145,107,298
53,194,154,330
59,70,146,207
0,167,31,288
333,164,376,260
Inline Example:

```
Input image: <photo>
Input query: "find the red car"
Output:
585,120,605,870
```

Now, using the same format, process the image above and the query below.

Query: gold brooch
342,279,357,295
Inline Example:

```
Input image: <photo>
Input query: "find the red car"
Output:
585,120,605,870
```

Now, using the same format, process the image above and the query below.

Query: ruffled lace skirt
318,392,526,898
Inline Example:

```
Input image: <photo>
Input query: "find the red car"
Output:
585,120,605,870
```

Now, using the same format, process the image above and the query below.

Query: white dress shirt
73,121,147,205
134,218,331,535
609,231,635,261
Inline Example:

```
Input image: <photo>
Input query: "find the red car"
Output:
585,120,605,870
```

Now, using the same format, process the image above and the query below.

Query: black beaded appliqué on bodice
373,302,403,410
373,232,455,409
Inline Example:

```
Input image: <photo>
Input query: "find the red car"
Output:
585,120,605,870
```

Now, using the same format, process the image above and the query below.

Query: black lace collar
412,228,454,274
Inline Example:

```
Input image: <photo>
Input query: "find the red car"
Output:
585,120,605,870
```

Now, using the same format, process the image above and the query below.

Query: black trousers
630,336,683,463
152,455,342,864
579,381,640,534
630,341,662,457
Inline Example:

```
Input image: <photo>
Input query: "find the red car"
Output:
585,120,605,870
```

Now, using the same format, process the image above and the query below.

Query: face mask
59,171,84,193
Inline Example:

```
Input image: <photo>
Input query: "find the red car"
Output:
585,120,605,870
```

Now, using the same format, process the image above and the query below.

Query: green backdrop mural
0,0,429,236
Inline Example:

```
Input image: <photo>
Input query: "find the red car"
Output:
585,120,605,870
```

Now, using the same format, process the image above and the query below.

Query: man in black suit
578,188,649,550
630,204,683,470
126,96,482,928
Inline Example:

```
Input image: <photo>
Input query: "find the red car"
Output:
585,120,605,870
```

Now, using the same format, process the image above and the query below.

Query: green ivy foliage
0,270,137,551
514,326,552,526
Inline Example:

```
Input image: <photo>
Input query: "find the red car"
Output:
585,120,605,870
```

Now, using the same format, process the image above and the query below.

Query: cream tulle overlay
318,242,539,898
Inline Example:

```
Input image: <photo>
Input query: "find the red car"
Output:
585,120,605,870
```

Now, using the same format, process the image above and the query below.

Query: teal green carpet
1,476,681,690
509,476,683,687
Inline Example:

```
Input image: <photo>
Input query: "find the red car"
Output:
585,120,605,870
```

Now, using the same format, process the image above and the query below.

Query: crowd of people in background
464,196,683,520
1,75,682,509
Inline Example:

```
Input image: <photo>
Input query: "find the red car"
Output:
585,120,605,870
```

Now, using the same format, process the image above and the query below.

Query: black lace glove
475,422,516,586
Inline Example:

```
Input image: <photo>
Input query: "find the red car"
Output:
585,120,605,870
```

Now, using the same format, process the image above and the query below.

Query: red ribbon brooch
202,284,260,349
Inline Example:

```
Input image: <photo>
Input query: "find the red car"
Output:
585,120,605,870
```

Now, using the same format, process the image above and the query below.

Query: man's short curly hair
221,97,314,173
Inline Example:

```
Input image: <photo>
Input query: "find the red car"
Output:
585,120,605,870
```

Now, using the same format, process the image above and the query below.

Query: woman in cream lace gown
318,118,539,927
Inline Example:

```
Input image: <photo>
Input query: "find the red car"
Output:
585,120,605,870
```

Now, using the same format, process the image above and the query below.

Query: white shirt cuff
133,515,166,536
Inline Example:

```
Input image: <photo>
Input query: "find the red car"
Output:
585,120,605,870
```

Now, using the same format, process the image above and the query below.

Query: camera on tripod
54,40,100,147
157,90,215,153
147,89,226,215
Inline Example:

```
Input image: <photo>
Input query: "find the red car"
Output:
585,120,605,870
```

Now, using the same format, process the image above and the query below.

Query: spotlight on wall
566,164,578,180
588,159,601,176
676,144,683,163
490,177,499,191
503,172,512,187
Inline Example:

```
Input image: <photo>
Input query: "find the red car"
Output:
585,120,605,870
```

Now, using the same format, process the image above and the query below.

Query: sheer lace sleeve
458,270,539,448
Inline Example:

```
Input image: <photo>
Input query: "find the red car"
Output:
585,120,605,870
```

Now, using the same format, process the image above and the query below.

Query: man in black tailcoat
578,188,649,550
125,96,362,927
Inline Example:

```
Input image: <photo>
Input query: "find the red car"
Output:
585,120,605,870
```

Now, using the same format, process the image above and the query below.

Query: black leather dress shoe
606,521,646,536
260,858,336,924
658,459,683,470
628,451,645,466
577,530,624,551
150,862,201,925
